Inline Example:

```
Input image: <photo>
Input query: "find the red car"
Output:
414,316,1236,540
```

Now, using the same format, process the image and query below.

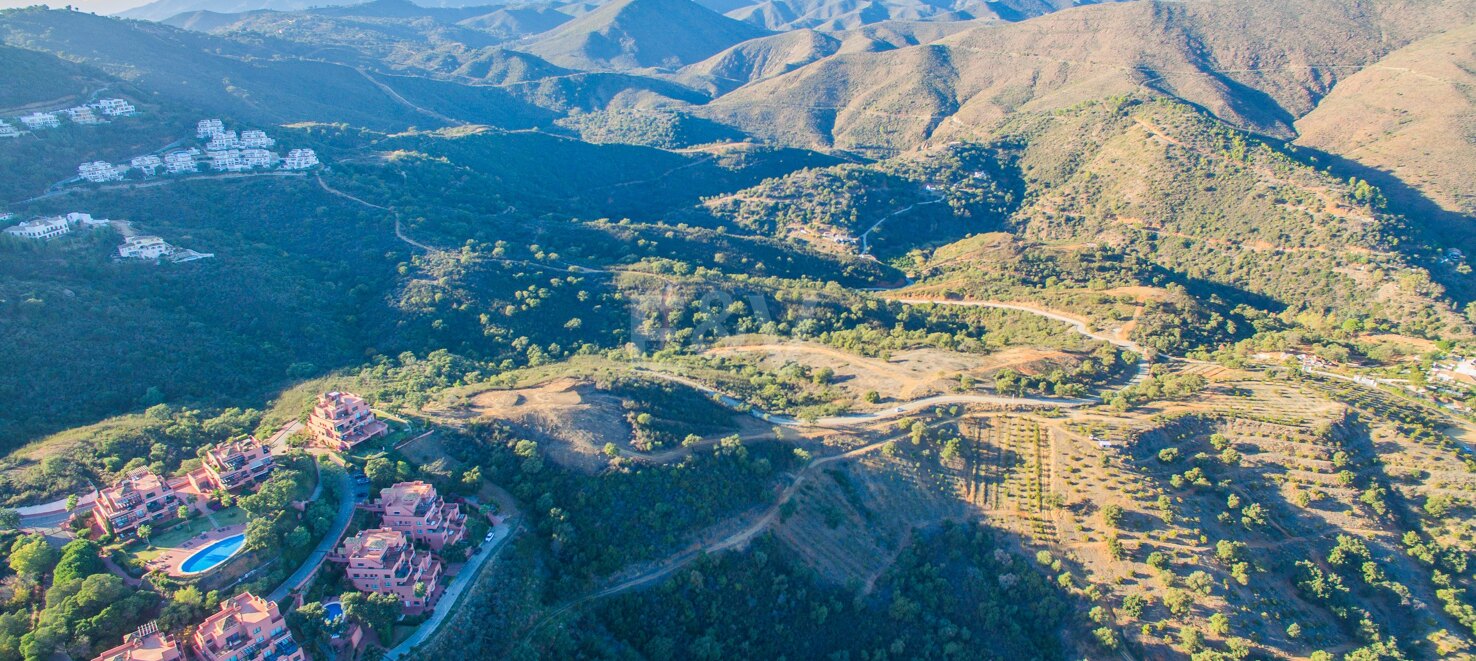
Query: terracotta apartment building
193,592,306,661
368,481,467,551
92,622,181,661
187,436,275,493
331,528,444,612
92,468,180,536
306,391,388,452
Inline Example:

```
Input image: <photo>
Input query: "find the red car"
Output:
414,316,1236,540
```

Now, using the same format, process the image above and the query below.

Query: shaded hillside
701,0,1476,155
0,44,99,110
521,0,770,70
702,0,1118,30
1295,23,1476,218
677,29,841,95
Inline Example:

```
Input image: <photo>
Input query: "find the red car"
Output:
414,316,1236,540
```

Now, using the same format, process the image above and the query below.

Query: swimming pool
324,601,344,623
178,534,246,575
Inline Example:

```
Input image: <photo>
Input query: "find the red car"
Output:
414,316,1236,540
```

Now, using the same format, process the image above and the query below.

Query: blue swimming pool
178,534,246,574
324,601,344,623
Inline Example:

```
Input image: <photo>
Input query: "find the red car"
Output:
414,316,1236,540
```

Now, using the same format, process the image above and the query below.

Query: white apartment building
197,119,225,139
164,151,198,174
0,121,19,138
206,130,240,151
94,98,136,116
62,106,102,125
20,113,59,129
118,235,174,259
78,161,128,183
239,129,274,148
131,155,164,176
209,150,246,172
282,148,319,170
4,216,71,240
240,149,277,168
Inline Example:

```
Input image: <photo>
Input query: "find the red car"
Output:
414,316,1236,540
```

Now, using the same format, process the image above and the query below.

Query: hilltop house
4,216,71,240
20,112,59,129
331,528,444,612
118,235,174,260
307,391,387,451
92,468,180,536
164,151,197,174
197,119,225,139
79,161,128,183
95,98,136,116
192,593,305,661
367,481,467,551
92,622,181,661
240,129,274,148
68,212,110,227
281,149,319,170
131,155,164,176
0,121,19,138
187,437,275,493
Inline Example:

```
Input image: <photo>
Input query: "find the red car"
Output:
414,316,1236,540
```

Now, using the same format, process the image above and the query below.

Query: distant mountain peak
521,0,771,70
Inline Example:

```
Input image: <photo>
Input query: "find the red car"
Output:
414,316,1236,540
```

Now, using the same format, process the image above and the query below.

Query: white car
484,531,495,542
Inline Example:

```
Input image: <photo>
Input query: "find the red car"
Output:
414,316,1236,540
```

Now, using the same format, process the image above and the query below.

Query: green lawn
131,506,247,562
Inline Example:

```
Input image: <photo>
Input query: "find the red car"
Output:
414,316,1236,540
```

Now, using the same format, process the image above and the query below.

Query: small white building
164,151,198,174
20,112,59,130
78,161,128,183
281,148,319,170
65,212,110,226
0,121,20,138
130,155,164,176
240,149,277,168
94,98,136,116
206,130,239,152
197,119,225,139
62,106,102,125
118,235,174,260
239,129,274,148
4,216,71,240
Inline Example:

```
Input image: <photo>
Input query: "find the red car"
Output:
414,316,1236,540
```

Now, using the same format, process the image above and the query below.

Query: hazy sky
0,0,149,14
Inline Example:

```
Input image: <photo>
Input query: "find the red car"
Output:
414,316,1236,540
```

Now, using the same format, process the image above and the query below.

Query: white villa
20,112,59,130
164,151,198,174
206,130,240,152
78,161,128,183
240,129,274,148
0,121,19,138
197,118,225,139
241,149,277,168
131,155,164,176
118,235,174,260
282,148,319,170
94,98,136,116
4,216,71,240
2,212,108,240
62,106,102,125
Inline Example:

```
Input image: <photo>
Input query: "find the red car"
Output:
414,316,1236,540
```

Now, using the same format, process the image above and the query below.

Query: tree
459,466,481,495
9,535,57,577
342,591,400,638
137,524,154,547
1102,504,1124,528
0,509,17,531
365,457,396,489
177,505,191,520
863,390,881,404
65,494,79,512
53,539,103,585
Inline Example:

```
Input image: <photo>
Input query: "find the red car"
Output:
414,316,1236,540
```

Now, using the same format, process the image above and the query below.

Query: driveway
384,518,517,659
268,468,355,603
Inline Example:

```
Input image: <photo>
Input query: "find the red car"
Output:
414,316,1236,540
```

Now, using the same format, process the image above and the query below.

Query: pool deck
151,523,247,577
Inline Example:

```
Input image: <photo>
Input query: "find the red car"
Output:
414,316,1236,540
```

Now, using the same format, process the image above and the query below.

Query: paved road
385,518,518,659
268,468,355,603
